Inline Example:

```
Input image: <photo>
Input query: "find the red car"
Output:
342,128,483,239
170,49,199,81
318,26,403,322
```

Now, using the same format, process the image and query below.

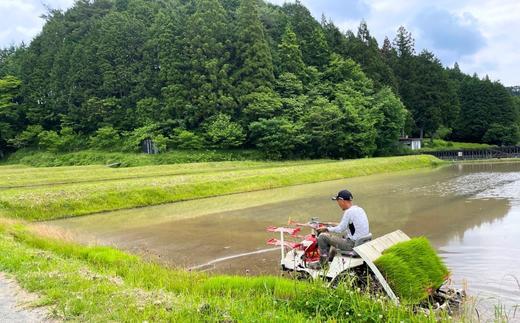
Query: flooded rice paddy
47,162,520,315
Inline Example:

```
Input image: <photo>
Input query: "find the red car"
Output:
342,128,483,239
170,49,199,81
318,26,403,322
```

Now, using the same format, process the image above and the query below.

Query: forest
0,0,519,159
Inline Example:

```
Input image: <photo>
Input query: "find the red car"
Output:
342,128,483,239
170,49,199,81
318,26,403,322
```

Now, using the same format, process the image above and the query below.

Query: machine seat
339,233,372,258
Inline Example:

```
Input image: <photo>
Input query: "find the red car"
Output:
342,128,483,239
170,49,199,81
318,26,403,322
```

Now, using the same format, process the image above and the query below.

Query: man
316,189,369,263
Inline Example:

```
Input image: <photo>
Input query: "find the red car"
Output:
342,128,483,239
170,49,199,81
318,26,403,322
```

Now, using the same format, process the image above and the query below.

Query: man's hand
316,227,328,234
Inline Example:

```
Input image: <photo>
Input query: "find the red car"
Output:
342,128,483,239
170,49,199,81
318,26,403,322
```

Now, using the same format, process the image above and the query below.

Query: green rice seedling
374,237,450,304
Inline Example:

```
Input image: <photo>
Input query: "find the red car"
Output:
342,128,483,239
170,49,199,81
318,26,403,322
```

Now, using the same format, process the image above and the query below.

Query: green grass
0,160,328,188
0,155,443,221
418,139,494,152
374,237,450,304
2,149,267,167
0,220,442,322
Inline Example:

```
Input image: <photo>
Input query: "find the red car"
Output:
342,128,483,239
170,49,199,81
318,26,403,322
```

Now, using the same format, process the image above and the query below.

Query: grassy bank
2,149,266,167
418,139,493,152
0,220,440,322
0,155,442,221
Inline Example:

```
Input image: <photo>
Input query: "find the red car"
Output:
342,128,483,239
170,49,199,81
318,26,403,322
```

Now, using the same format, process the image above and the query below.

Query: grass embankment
418,139,493,152
2,149,266,167
0,155,442,221
374,238,449,304
0,220,442,322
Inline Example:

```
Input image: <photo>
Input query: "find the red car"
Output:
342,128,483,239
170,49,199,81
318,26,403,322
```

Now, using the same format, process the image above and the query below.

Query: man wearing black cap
316,189,369,264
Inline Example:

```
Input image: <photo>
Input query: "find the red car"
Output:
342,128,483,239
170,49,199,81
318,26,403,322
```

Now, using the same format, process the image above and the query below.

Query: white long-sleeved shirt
327,205,369,241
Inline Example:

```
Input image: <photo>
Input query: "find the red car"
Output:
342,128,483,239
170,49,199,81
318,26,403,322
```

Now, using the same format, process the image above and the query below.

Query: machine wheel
330,264,382,294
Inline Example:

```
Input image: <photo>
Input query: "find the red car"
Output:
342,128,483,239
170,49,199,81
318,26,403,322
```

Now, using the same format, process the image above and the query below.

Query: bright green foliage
89,126,122,151
204,114,245,148
300,97,343,158
122,124,167,152
375,237,450,304
419,139,493,152
37,127,84,153
170,129,205,150
242,88,283,122
372,87,408,155
249,117,306,159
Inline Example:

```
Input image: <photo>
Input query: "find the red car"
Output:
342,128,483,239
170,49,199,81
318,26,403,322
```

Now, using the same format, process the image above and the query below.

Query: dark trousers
317,233,355,256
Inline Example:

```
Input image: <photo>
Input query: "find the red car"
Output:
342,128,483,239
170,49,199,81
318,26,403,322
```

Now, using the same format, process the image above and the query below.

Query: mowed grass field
0,155,442,221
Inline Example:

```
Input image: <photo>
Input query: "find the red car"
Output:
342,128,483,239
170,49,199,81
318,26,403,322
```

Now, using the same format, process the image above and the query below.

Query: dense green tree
169,0,236,127
249,117,306,159
282,1,322,66
300,97,343,157
89,126,122,150
234,0,275,95
372,87,408,155
343,22,397,90
1,0,517,159
453,76,519,144
204,113,245,148
0,76,23,154
278,24,306,78
305,26,330,69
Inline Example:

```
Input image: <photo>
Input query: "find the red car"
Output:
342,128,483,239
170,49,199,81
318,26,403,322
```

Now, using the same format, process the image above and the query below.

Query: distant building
399,137,422,150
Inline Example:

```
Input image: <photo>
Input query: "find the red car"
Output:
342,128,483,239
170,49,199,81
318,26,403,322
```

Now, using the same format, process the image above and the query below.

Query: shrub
9,125,43,148
170,129,205,149
204,114,245,149
89,126,122,151
37,130,61,152
249,117,306,159
37,127,84,152
122,124,168,153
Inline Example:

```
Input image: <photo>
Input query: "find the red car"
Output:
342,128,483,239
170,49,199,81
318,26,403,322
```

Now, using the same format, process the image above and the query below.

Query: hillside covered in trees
1,0,519,159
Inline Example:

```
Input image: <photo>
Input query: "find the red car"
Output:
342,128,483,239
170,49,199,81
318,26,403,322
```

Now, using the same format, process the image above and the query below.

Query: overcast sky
1,0,518,86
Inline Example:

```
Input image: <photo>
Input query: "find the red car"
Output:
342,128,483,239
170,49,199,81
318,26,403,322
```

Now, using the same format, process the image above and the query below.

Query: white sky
1,0,518,85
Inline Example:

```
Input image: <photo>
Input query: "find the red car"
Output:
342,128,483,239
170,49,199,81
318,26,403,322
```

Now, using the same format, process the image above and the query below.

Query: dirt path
0,272,52,322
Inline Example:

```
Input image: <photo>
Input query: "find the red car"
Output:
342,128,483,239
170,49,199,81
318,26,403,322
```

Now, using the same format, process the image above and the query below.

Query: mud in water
47,162,520,316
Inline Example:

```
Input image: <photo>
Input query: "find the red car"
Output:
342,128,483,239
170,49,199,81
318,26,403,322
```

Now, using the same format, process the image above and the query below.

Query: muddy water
47,162,520,313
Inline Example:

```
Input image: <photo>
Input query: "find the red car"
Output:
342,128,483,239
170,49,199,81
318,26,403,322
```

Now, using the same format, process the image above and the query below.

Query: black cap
332,189,353,201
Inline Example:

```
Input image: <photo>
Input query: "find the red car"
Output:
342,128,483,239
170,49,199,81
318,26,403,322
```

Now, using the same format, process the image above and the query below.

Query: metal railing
426,146,520,160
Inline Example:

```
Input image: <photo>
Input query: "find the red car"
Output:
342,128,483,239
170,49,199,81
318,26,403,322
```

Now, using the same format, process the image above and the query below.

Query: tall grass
0,155,443,221
2,149,267,167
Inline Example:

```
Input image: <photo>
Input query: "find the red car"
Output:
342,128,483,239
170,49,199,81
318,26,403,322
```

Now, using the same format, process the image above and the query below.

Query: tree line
1,0,519,159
